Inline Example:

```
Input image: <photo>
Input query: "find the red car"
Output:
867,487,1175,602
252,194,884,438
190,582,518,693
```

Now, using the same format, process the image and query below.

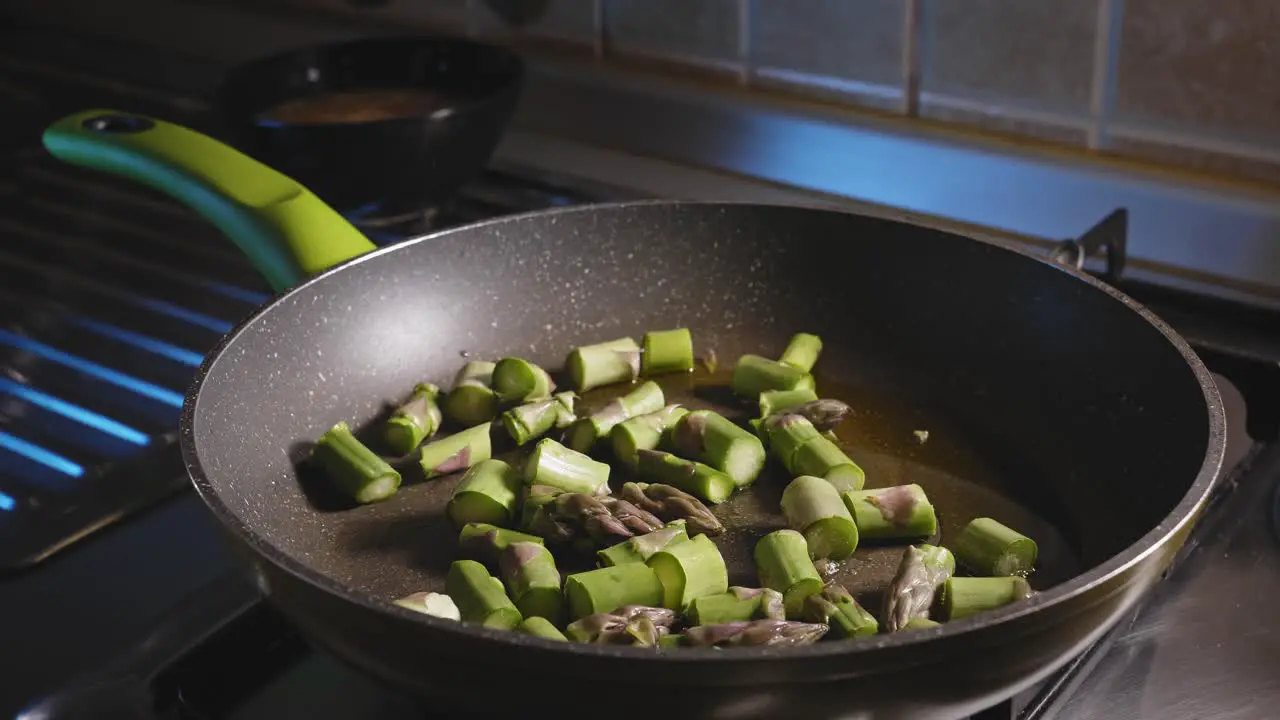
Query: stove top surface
2,21,1279,720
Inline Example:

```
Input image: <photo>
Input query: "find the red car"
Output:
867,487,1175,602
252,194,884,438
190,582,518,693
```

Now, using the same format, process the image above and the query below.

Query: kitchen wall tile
606,0,740,65
920,0,1096,140
1115,0,1280,148
1109,136,1280,188
751,0,904,109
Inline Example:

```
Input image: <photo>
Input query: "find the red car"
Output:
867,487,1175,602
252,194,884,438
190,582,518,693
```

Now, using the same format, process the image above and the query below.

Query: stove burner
346,205,445,245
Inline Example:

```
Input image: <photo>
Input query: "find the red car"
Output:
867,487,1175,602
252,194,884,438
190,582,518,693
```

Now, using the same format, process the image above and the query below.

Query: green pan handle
42,109,377,292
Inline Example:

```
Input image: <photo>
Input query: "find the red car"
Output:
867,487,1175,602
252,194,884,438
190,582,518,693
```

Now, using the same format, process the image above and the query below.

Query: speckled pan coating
180,200,1223,719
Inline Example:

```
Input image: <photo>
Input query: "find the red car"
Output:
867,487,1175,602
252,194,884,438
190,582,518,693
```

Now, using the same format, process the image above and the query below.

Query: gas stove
2,22,1278,720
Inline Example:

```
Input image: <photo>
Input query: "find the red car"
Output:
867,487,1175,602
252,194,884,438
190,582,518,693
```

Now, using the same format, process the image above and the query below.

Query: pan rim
180,198,1226,665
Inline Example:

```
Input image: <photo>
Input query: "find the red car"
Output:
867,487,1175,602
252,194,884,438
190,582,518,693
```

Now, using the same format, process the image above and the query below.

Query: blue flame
0,329,184,408
0,429,84,478
134,298,234,333
0,377,150,446
0,491,14,511
199,281,270,305
67,317,204,368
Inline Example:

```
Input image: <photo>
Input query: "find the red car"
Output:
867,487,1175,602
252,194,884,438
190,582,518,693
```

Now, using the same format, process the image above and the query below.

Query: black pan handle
1049,208,1127,281
16,571,261,720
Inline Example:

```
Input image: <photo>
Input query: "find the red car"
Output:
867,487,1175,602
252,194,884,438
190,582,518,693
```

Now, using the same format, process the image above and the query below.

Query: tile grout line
592,0,609,60
901,0,928,117
737,0,754,87
1088,0,1125,150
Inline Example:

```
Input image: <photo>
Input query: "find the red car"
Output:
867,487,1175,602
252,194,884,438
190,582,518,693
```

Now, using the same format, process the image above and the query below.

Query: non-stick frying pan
42,109,1224,720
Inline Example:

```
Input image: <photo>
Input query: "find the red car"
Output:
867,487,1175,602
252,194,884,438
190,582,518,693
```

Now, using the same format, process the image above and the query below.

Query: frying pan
42,109,1225,720
214,35,524,226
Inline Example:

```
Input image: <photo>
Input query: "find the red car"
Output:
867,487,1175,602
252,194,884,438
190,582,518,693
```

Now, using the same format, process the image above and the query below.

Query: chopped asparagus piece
566,380,664,453
731,354,815,397
902,617,940,631
524,490,663,546
418,422,493,478
566,337,641,391
524,438,611,495
499,541,563,623
779,332,823,372
783,399,853,432
635,449,736,504
518,616,568,641
647,533,728,611
943,576,1034,620
671,410,767,488
445,560,522,630
684,619,828,647
764,413,823,471
884,544,955,632
619,482,724,536
781,475,859,560
688,587,786,625
457,523,544,568
393,591,460,621
659,634,684,648
384,383,442,454
754,529,824,618
565,605,677,646
501,392,577,446
792,435,865,493
444,361,499,427
953,517,1039,577
564,564,664,620
802,584,878,638
758,388,818,420
610,404,688,470
447,459,521,527
597,520,689,567
492,357,556,403
842,484,938,540
641,328,695,376
311,421,401,504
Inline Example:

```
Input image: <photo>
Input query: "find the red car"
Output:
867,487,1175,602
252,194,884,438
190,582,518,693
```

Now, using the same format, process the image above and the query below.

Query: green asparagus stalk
564,564,664,620
683,619,829,647
842,484,938,540
801,583,878,638
597,520,689,567
757,388,818,419
498,541,563,623
781,475,860,560
731,354,815,397
383,383,442,454
943,576,1034,620
902,617,940,631
446,459,521,527
688,586,786,625
457,523,544,568
619,482,724,536
635,449,736,504
492,357,556,403
754,529,825,618
501,392,577,446
443,361,499,427
566,337,641,392
883,544,955,632
565,605,677,646
518,616,568,641
641,328,694,376
782,399,853,432
792,435,866,493
952,517,1038,577
393,591,460,621
658,634,684,648
524,438,611,495
764,413,822,469
646,533,728,611
445,560,522,630
418,422,493,478
311,421,401,504
610,404,688,470
778,333,823,372
566,380,665,453
671,410,767,488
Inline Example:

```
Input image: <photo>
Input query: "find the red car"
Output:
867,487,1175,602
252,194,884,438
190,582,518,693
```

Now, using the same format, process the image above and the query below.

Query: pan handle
42,109,377,292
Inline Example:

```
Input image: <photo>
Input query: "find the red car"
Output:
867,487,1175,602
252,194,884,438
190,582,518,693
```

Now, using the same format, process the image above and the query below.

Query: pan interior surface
188,203,1212,630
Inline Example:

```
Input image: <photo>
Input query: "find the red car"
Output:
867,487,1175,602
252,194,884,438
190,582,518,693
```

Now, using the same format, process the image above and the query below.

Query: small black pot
215,35,524,225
